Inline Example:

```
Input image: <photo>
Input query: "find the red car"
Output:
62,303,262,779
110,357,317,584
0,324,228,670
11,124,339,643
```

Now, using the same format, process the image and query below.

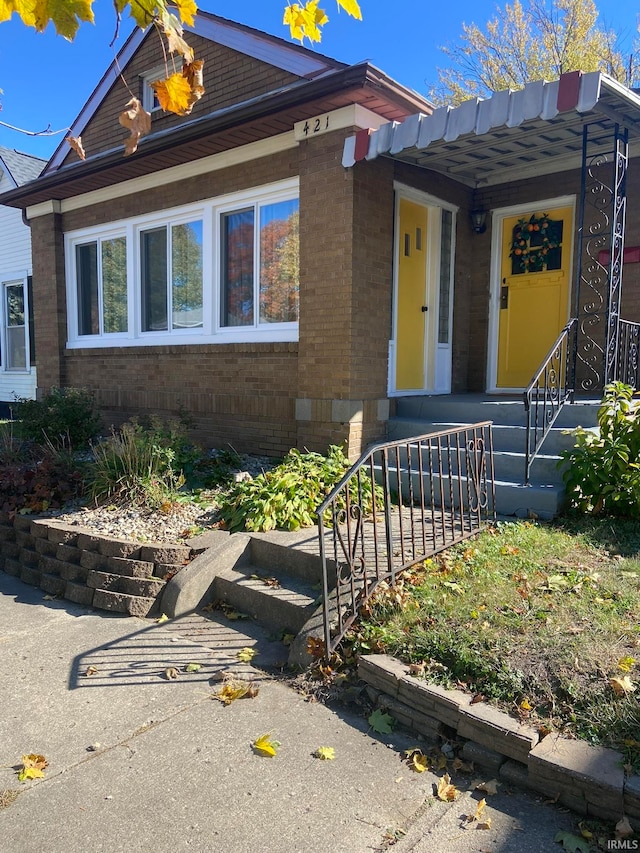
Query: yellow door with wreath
497,205,573,388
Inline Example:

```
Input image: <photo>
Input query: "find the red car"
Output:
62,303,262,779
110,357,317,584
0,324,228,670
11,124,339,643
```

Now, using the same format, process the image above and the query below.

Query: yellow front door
497,204,573,388
396,198,428,390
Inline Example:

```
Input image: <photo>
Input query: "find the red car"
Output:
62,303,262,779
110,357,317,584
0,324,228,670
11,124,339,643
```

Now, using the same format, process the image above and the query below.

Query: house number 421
302,115,330,135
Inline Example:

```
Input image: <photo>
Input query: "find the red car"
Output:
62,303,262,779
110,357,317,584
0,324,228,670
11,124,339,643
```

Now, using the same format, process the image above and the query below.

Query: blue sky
0,0,637,161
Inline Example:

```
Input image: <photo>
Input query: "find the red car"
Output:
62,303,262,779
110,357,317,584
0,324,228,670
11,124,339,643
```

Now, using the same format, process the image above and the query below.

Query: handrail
617,320,640,390
316,423,496,656
523,318,577,484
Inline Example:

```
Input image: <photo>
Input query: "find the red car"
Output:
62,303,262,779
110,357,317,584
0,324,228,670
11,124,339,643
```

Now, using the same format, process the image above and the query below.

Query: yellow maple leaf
29,0,94,40
336,0,362,19
253,734,278,757
610,676,636,696
314,746,335,760
152,73,192,115
173,0,197,26
215,679,258,705
17,753,48,782
520,697,532,711
436,773,458,802
284,1,328,43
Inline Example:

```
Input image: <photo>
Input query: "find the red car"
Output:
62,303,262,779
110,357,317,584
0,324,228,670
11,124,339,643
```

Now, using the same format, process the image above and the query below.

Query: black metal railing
523,318,577,485
617,320,640,390
317,423,495,656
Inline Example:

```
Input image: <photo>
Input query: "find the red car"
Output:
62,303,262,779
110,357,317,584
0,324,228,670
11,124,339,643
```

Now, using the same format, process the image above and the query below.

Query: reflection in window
141,227,168,332
221,209,254,327
259,201,299,324
172,221,203,329
76,238,127,336
5,281,27,370
76,242,99,336
102,237,127,333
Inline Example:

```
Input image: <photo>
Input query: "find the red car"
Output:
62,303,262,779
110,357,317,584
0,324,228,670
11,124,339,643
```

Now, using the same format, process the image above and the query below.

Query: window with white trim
65,180,299,348
3,279,28,370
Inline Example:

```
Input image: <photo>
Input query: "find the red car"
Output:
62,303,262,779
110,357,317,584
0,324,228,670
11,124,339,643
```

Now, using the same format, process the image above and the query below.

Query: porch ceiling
343,71,640,188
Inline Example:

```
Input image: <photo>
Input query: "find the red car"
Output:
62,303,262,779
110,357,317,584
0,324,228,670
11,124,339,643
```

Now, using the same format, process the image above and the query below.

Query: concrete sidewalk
0,572,578,852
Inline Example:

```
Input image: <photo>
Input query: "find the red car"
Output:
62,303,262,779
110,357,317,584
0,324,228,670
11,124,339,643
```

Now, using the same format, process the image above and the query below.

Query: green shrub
218,445,380,533
13,387,101,449
89,418,192,509
562,381,640,516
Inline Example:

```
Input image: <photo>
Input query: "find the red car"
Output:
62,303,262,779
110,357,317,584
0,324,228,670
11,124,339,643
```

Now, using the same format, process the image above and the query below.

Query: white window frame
0,272,30,373
71,228,129,340
64,178,299,349
140,66,166,114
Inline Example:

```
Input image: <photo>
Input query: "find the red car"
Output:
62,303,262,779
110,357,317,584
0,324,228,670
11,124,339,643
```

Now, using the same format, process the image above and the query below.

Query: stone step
394,395,600,429
211,563,320,636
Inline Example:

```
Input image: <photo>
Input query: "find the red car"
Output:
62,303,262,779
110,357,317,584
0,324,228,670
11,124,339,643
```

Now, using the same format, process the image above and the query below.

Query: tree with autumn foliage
432,0,639,106
0,0,362,153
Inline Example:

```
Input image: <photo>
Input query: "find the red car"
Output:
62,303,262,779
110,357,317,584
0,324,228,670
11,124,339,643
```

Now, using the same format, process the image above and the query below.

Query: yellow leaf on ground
164,667,179,680
237,647,257,662
118,97,151,156
314,746,335,760
17,753,48,782
520,698,532,711
253,734,278,757
610,676,636,696
412,752,429,773
478,816,492,830
156,613,169,623
618,656,636,673
84,665,98,677
214,679,259,706
436,773,458,802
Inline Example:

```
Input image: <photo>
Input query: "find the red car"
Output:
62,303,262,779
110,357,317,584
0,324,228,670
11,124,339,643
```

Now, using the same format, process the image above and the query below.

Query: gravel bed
49,454,277,545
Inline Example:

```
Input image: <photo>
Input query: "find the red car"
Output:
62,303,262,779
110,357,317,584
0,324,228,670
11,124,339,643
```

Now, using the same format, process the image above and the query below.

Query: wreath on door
509,213,561,273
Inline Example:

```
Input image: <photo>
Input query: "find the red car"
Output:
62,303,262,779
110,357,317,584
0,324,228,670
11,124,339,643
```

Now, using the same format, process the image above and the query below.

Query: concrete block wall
359,653,640,829
0,514,191,617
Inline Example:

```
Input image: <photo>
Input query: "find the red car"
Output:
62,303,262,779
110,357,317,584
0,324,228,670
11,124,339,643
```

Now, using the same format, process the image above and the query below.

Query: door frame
486,194,576,393
389,182,458,397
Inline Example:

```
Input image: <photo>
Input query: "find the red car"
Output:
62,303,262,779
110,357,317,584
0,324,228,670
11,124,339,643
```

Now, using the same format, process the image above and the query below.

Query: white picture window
65,179,299,348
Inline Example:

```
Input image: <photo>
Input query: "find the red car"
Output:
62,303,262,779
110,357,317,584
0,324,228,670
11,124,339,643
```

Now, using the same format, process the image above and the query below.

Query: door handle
500,286,509,309
421,306,428,312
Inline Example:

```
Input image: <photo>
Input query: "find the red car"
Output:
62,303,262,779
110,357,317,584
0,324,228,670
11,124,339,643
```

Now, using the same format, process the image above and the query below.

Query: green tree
432,0,639,106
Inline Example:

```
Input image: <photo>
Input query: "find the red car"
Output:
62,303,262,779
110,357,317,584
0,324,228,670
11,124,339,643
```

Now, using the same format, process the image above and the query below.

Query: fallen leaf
313,746,335,760
475,779,499,796
86,743,101,752
554,831,591,853
368,709,394,734
616,816,634,839
42,594,55,601
237,647,257,662
17,754,48,783
66,135,86,160
164,667,179,680
436,773,458,802
610,676,636,696
252,734,278,757
282,633,295,647
520,698,532,711
408,662,425,676
618,656,636,673
452,756,474,774
156,613,169,623
411,752,429,773
477,816,492,830
306,636,326,658
214,679,259,706
84,665,98,677
466,797,487,823
184,663,202,672
118,97,151,156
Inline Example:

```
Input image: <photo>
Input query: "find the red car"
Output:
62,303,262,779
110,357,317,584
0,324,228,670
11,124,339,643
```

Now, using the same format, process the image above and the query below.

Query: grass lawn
350,517,640,766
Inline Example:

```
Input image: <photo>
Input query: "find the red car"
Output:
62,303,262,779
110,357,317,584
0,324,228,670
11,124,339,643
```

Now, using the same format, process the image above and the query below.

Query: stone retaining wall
0,513,192,617
360,653,640,829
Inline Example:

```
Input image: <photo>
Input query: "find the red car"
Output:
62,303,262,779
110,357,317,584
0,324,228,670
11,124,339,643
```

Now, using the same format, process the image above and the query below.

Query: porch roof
342,71,640,188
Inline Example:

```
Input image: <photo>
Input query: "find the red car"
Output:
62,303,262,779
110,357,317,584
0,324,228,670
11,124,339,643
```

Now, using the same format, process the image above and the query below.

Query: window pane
259,200,299,324
221,209,254,327
141,227,168,332
102,237,127,333
5,282,26,369
172,221,203,329
76,242,99,336
438,210,452,344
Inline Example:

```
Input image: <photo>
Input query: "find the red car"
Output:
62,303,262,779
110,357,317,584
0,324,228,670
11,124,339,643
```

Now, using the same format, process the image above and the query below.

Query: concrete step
388,419,593,456
211,563,320,636
394,395,600,429
385,466,564,520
